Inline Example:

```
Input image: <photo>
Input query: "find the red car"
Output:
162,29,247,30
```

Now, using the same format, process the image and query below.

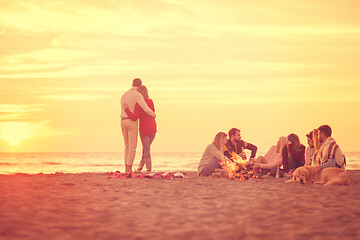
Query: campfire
220,152,257,181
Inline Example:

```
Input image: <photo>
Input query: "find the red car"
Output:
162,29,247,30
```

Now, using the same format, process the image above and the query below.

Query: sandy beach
1,171,360,240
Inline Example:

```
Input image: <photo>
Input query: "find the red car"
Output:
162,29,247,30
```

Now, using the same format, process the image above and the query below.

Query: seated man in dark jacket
224,128,257,161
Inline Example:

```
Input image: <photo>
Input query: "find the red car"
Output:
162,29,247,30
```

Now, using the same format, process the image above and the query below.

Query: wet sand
1,170,360,240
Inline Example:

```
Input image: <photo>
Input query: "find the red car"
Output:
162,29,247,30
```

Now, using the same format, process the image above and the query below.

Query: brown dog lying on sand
287,166,349,186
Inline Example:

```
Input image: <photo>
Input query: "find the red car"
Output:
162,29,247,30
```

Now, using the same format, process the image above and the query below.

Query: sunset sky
1,0,360,153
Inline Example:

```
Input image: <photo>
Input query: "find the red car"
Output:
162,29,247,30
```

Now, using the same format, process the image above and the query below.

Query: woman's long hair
287,133,301,152
277,136,287,154
137,85,149,99
212,132,227,152
313,129,322,150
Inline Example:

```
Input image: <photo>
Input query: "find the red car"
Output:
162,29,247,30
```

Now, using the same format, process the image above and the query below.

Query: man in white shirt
120,78,156,174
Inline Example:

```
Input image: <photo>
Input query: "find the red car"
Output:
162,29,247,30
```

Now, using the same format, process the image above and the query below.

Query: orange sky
1,0,360,153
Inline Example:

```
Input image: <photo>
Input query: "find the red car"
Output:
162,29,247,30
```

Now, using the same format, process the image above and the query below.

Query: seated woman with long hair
198,132,232,176
252,136,287,175
282,133,305,173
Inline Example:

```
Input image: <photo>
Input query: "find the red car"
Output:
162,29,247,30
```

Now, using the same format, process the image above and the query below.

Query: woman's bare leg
254,156,267,165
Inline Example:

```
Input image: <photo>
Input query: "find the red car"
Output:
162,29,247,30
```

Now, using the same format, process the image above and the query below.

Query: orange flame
220,152,256,181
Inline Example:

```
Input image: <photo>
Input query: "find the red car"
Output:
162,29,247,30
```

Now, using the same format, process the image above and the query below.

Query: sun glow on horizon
0,122,35,146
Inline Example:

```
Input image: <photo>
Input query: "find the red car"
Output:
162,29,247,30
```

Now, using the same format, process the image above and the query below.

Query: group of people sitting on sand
198,125,346,178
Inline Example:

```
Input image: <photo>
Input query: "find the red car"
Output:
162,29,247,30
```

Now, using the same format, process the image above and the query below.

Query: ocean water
0,152,359,175
0,152,200,174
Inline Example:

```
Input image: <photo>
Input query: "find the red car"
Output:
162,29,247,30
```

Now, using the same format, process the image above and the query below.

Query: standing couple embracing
120,78,157,174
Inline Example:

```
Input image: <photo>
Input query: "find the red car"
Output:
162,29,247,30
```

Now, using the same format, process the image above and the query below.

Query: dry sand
1,170,360,240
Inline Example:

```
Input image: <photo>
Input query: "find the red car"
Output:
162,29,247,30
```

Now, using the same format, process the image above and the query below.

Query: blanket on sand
108,171,188,179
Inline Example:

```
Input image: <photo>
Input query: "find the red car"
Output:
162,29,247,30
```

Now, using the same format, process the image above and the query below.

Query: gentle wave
0,162,14,166
42,162,62,165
